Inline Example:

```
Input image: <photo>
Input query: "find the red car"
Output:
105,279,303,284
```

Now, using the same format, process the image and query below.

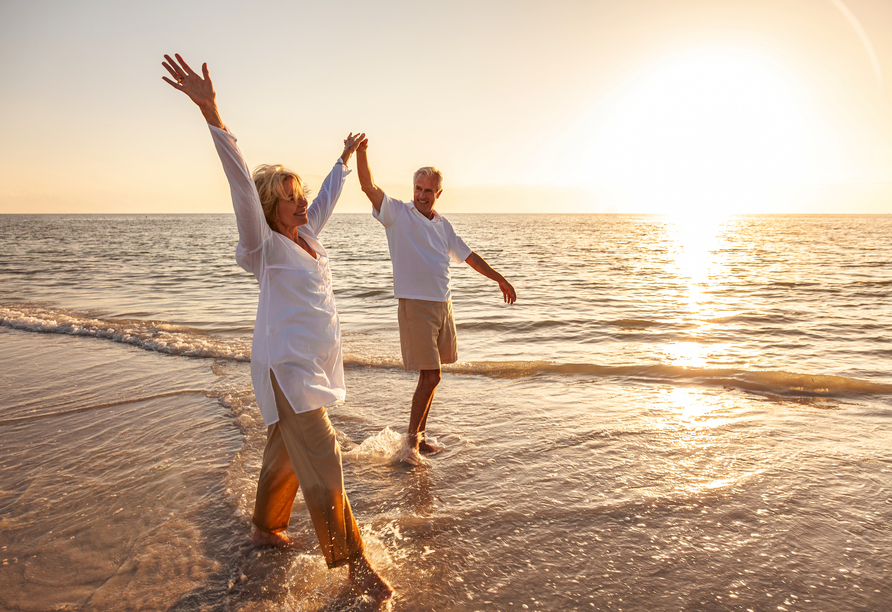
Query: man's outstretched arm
465,252,517,304
356,138,385,212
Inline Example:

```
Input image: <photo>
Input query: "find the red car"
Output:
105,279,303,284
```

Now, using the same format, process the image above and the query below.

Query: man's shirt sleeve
372,193,402,228
445,221,473,264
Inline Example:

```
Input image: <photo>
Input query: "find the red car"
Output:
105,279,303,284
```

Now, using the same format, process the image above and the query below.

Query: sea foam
0,304,251,361
4,304,890,402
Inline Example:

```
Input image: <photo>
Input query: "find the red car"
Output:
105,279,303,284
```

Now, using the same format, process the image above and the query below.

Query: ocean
1,213,890,611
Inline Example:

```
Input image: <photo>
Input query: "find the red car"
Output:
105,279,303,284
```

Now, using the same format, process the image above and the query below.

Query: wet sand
3,326,892,611
0,328,243,610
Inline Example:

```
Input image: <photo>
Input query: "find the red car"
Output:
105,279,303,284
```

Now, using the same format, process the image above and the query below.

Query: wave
346,355,892,399
4,304,890,401
0,304,251,361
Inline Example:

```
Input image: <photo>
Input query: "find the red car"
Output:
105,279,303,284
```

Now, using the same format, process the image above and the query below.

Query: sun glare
657,213,742,371
591,48,815,215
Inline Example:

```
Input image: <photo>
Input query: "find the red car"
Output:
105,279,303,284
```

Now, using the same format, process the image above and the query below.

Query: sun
588,47,816,215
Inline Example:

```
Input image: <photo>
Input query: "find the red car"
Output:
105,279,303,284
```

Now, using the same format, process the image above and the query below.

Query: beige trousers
252,371,363,568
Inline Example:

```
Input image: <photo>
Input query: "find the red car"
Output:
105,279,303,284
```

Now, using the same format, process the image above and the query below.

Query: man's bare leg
417,402,444,454
348,554,394,603
408,369,440,453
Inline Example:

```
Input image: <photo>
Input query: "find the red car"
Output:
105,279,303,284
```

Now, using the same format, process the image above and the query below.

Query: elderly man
356,138,516,461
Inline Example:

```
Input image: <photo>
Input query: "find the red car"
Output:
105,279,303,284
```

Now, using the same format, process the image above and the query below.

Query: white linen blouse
210,124,349,426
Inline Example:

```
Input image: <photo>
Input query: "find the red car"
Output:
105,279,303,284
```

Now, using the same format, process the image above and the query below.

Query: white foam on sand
0,304,252,361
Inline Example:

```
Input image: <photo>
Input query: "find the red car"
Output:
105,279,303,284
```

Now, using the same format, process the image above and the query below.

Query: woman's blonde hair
252,164,305,231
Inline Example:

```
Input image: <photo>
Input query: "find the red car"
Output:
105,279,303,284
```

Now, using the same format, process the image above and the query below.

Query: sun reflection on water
662,341,735,368
645,386,760,498
664,342,709,368
656,212,742,367
647,214,758,493
669,215,722,269
669,387,733,427
664,211,729,293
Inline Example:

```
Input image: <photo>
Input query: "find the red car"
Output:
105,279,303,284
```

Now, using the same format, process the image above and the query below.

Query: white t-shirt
373,195,472,301
211,124,348,425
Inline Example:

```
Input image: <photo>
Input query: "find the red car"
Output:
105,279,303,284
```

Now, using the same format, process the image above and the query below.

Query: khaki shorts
398,298,458,370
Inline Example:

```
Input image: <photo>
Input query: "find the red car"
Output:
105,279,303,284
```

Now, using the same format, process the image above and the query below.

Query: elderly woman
162,54,392,603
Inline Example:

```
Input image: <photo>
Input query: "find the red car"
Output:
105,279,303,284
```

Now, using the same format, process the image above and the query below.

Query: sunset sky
1,0,890,214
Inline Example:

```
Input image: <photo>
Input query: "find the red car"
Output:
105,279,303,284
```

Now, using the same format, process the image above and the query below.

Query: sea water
1,213,890,611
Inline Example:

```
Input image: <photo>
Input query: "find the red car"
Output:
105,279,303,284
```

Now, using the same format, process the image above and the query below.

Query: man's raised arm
356,138,385,212
465,252,517,304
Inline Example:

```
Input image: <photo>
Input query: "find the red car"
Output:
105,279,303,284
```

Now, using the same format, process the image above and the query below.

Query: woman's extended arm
162,53,268,258
306,133,365,235
162,54,223,129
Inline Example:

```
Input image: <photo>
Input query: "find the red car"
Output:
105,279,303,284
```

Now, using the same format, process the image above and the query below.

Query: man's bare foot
418,438,444,454
348,554,393,604
251,527,294,548
397,441,424,466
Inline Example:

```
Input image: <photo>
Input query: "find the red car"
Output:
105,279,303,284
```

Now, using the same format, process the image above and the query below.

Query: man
356,137,516,460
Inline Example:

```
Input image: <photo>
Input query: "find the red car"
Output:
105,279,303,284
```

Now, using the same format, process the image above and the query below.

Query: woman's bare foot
251,527,294,548
348,554,393,604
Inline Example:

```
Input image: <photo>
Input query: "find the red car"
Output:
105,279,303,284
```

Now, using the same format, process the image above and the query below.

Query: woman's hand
339,132,366,166
162,53,224,129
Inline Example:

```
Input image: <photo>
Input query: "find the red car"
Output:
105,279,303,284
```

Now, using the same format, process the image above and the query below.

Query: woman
162,53,392,604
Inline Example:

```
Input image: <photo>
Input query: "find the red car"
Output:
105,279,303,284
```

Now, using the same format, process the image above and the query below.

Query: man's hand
498,279,517,304
466,252,516,305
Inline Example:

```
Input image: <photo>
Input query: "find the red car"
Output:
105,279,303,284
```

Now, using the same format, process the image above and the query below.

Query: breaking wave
0,304,251,361
4,303,890,401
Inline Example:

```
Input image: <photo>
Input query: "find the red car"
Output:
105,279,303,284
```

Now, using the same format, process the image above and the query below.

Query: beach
1,213,891,611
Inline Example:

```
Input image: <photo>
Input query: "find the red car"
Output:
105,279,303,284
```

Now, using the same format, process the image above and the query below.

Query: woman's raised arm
305,132,365,236
163,53,268,259
162,53,224,129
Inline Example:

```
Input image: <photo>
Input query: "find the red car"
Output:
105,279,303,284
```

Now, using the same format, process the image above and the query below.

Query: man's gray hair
413,166,443,191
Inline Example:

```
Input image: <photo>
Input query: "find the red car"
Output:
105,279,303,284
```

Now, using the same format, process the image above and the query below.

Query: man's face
413,174,441,214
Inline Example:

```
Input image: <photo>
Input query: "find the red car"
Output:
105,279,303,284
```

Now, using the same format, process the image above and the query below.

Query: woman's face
275,178,309,231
